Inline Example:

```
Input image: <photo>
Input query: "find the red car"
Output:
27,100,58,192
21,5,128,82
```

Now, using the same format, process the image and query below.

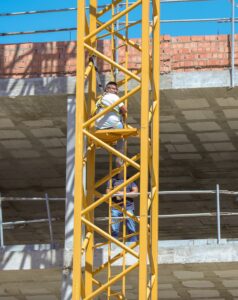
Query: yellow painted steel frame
73,0,160,299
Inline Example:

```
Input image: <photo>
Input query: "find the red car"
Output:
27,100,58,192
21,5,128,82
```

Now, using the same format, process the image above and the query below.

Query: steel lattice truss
72,0,159,299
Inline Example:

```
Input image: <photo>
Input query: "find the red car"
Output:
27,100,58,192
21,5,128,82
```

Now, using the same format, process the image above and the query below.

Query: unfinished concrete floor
1,87,238,245
1,262,238,299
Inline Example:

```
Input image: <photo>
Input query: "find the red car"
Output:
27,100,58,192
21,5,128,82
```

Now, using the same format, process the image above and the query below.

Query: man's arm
107,187,124,201
126,185,139,198
120,105,127,116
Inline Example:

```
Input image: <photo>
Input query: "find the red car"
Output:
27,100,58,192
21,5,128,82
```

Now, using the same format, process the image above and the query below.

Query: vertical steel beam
0,194,4,248
111,1,116,80
151,0,160,298
122,0,129,296
85,0,97,295
139,0,150,299
107,153,113,299
115,4,120,78
231,0,235,88
216,184,221,244
72,0,85,298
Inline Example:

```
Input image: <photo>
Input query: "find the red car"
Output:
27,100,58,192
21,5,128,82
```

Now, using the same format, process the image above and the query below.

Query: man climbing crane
95,81,127,166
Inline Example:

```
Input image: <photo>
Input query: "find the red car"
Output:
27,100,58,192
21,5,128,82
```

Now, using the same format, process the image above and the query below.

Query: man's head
105,81,118,95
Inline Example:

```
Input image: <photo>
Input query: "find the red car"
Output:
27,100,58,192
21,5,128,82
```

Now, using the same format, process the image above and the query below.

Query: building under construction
0,0,238,299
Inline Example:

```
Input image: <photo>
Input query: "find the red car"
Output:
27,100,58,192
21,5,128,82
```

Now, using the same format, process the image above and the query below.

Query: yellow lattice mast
73,0,159,299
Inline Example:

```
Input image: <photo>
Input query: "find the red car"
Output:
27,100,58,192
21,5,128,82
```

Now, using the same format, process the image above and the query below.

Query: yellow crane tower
72,0,159,299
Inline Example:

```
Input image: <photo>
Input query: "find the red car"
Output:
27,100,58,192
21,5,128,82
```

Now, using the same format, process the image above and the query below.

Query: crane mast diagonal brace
72,0,159,299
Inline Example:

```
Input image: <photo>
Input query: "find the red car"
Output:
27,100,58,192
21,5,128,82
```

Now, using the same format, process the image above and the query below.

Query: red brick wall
168,35,233,73
0,35,236,78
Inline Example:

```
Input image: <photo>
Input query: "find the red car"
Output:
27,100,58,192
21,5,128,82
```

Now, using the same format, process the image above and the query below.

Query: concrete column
61,96,75,300
61,96,87,299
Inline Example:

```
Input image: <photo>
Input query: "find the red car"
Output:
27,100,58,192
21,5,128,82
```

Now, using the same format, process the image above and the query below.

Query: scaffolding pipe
120,0,211,3
160,190,217,195
231,0,235,87
0,197,65,202
0,8,77,17
45,193,54,249
3,218,56,226
216,184,221,244
0,0,207,16
1,189,238,202
0,194,4,247
111,190,238,196
119,17,238,24
1,188,238,202
0,19,237,37
95,211,238,221
161,17,237,23
0,28,76,37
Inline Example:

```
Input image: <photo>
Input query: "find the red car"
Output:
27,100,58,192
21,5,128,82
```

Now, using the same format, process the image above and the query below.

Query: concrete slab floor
1,262,238,299
1,89,238,243
0,269,61,300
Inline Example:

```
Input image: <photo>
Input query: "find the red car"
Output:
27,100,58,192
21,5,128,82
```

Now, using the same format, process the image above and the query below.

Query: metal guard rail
1,184,238,247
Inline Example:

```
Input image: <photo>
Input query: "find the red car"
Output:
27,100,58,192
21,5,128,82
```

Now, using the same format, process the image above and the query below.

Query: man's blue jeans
111,207,137,242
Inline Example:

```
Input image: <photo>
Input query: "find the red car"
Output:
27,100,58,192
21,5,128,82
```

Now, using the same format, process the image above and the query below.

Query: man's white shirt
95,93,124,129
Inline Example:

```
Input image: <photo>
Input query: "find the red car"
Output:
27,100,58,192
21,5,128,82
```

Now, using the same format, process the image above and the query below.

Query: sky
0,0,236,44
